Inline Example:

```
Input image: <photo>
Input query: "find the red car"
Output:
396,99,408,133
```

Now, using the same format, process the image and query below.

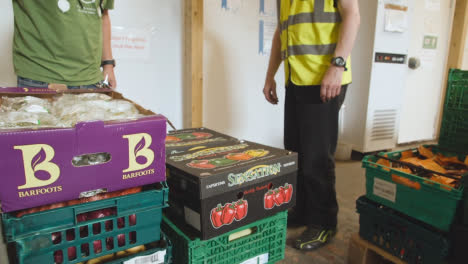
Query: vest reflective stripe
278,0,352,86
279,9,341,32
281,44,337,60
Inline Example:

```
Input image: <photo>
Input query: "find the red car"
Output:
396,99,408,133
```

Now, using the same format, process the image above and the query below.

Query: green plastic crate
362,146,466,231
161,211,287,264
439,110,468,153
448,68,468,83
357,196,450,264
439,69,468,153
445,83,468,111
2,182,169,264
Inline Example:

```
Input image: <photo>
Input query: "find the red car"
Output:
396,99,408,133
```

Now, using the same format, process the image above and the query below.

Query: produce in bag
374,146,467,188
0,93,147,129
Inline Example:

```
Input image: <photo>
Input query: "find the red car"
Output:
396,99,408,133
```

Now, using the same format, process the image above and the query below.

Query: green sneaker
294,226,336,251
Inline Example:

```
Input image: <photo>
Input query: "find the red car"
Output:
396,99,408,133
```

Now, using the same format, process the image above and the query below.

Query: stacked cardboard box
163,128,297,263
0,88,170,264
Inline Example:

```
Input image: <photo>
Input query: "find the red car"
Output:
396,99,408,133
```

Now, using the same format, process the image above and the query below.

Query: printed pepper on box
0,88,167,213
165,138,298,240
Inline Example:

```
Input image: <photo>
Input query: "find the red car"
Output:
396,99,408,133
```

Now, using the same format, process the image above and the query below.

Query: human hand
263,78,278,104
102,65,117,89
320,66,344,102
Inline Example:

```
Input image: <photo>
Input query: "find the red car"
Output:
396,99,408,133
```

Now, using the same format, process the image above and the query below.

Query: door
398,0,454,144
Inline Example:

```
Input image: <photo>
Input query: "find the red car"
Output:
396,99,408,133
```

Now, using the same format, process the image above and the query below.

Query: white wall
203,0,285,148
110,0,185,128
0,0,15,87
463,34,468,70
0,0,185,128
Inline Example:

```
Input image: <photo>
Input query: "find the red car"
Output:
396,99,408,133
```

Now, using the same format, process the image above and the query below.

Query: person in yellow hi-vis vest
263,0,360,251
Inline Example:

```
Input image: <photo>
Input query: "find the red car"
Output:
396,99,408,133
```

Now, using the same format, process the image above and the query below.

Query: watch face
333,57,345,67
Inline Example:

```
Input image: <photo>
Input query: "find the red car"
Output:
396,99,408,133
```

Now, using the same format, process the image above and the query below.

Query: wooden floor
278,161,366,264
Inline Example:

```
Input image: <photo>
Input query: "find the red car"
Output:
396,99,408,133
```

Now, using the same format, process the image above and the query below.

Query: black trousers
284,82,347,228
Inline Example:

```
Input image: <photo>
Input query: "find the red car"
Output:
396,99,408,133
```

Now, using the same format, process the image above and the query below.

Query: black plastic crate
356,196,450,264
464,177,468,226
450,224,468,264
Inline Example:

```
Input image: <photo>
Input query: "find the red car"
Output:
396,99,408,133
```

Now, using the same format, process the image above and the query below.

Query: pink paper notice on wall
111,26,155,61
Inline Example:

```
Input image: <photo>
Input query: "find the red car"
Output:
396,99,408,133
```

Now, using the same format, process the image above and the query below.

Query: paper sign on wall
423,35,438,49
222,0,243,12
112,26,154,61
384,9,408,33
259,0,276,17
259,18,276,56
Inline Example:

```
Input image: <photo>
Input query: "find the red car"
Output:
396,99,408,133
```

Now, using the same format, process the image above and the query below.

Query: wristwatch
331,56,347,71
101,59,116,68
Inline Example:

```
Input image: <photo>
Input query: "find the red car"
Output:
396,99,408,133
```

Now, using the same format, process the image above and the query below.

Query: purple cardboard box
0,88,166,212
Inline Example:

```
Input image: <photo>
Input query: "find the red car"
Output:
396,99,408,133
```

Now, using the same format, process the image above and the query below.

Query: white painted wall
203,0,285,148
0,0,15,87
0,0,185,128
110,0,185,128
463,34,468,70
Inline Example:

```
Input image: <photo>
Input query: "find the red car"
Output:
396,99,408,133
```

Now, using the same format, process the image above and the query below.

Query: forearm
102,10,113,61
334,0,360,59
265,27,282,81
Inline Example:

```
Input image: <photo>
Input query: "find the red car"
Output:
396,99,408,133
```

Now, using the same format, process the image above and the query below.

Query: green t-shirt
13,0,114,86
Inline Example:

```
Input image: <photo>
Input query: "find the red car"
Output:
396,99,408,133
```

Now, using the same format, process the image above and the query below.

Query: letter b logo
123,133,155,173
14,144,61,190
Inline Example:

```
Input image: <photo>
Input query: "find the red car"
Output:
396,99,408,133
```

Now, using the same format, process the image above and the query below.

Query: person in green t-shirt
13,0,116,89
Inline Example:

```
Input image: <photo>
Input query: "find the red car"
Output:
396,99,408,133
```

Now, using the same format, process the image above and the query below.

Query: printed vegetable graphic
187,160,216,169
226,153,253,161
210,199,249,228
176,133,197,140
234,199,248,220
210,204,224,228
264,190,275,209
274,187,286,206
165,135,181,142
283,183,293,203
192,132,212,138
221,203,236,225
210,158,238,167
245,149,269,158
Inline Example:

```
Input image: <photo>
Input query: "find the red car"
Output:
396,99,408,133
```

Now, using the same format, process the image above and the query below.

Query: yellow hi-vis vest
278,0,352,86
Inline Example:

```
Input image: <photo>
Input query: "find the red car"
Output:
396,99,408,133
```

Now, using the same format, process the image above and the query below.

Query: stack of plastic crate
2,183,170,264
358,69,468,264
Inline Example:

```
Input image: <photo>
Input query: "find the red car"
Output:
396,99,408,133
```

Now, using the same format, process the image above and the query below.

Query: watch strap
101,59,116,68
